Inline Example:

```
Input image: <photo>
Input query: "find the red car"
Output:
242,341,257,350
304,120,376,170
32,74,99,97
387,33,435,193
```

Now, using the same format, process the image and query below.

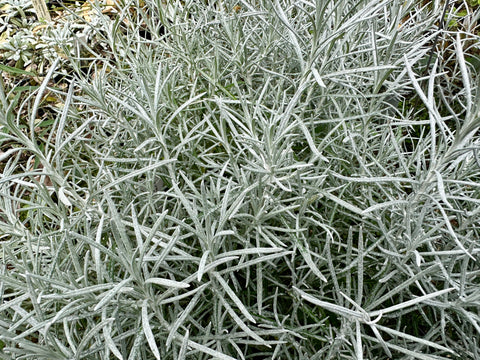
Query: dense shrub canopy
1,0,480,359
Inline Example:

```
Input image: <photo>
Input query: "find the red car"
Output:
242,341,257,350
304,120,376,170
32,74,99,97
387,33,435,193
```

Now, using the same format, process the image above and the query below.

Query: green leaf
0,64,36,77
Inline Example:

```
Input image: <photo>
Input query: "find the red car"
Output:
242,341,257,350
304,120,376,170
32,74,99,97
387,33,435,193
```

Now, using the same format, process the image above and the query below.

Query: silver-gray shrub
1,0,479,358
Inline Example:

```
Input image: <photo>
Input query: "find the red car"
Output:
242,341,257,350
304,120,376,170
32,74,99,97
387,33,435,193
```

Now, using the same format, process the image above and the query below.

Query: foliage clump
1,0,480,359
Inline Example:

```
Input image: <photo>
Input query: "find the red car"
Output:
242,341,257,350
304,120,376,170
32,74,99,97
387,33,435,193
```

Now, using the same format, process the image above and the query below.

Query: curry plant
1,0,479,359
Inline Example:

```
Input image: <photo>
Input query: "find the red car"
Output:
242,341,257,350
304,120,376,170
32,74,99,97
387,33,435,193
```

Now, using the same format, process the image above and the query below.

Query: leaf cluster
1,0,480,359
